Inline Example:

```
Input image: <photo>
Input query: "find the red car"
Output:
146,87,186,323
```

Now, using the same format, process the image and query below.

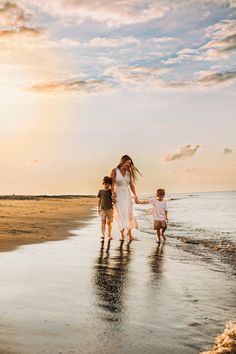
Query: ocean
135,191,236,252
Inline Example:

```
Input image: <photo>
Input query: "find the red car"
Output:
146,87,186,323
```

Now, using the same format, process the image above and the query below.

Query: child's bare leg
156,230,161,243
107,221,113,239
101,219,106,239
161,228,166,241
120,229,125,241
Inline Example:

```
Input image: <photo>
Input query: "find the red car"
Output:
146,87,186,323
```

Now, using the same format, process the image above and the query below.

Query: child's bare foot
108,236,113,240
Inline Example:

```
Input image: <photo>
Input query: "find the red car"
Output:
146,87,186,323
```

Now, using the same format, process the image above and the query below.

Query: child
97,176,113,240
139,189,168,243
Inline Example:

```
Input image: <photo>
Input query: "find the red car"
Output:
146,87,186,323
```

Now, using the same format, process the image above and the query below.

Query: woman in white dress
111,155,141,241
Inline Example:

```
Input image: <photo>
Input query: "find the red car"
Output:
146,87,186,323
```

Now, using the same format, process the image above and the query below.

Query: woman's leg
127,229,133,241
120,229,125,241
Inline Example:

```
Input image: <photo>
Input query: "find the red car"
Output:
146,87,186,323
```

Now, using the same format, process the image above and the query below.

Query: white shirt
149,198,168,221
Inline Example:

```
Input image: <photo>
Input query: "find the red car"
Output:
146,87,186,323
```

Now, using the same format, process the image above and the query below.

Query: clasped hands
134,196,141,204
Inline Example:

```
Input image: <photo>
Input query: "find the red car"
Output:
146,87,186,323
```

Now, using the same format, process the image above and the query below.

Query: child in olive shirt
98,176,113,240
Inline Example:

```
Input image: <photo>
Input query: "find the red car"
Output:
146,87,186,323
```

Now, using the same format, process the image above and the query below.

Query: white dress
114,168,138,231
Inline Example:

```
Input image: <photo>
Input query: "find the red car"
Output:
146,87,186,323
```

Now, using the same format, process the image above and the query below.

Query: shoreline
0,196,235,353
0,196,97,252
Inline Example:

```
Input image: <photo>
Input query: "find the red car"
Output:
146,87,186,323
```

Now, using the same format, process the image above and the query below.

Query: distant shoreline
0,190,235,200
0,195,96,200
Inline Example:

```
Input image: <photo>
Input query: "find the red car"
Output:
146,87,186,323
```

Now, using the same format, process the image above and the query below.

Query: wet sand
0,196,96,252
0,209,235,354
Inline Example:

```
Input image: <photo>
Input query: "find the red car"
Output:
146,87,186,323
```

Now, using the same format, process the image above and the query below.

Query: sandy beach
0,193,235,354
0,196,96,252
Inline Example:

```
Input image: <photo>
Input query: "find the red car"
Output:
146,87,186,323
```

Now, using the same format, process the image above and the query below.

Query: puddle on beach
0,214,235,354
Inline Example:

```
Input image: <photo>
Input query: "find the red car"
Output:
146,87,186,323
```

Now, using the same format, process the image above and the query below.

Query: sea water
135,190,236,244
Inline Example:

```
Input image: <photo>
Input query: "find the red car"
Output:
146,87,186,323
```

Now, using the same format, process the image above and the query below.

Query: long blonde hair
117,155,141,182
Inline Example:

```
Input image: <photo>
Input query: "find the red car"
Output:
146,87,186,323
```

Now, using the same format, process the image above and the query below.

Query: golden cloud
0,25,43,38
0,1,31,26
163,145,201,162
22,0,169,27
29,78,111,94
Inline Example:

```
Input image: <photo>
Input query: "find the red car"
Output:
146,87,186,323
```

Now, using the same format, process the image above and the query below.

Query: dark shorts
153,220,167,230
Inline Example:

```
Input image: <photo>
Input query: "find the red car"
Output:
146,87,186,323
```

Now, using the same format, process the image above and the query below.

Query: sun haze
0,0,235,194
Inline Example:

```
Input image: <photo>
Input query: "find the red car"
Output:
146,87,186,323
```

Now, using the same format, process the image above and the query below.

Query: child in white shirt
139,188,168,243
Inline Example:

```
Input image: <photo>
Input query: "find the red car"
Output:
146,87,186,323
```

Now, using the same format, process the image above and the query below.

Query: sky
0,0,236,195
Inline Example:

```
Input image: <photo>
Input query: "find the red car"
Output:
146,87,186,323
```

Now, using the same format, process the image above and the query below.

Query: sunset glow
1,0,235,194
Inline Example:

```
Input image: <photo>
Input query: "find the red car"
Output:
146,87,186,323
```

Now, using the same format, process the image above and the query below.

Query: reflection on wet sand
93,240,132,322
148,242,165,287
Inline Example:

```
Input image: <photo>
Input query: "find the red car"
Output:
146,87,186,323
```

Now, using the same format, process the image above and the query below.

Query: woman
111,155,141,241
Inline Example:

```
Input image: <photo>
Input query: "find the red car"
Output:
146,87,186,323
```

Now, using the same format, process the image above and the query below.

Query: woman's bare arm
130,174,140,203
110,168,116,200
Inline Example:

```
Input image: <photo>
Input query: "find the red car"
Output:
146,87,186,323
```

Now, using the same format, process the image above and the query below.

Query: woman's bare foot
108,236,113,240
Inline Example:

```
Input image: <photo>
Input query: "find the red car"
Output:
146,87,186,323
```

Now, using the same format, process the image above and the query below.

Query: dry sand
0,196,97,252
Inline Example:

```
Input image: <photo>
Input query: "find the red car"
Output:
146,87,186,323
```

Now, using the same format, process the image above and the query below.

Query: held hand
135,196,140,204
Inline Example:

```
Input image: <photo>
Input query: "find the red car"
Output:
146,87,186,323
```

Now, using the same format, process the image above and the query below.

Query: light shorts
100,208,113,223
153,220,167,230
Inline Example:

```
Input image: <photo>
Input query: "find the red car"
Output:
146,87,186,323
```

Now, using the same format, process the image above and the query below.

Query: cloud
200,20,236,60
29,78,111,94
59,37,81,48
164,48,198,64
0,1,42,39
59,36,139,49
196,70,236,86
0,25,43,38
163,144,201,162
22,0,169,27
104,64,236,91
149,36,175,44
205,20,236,41
0,1,31,26
224,148,233,155
164,20,236,65
199,34,236,61
0,2,66,80
164,70,236,89
105,64,171,89
28,159,42,166
87,36,139,48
